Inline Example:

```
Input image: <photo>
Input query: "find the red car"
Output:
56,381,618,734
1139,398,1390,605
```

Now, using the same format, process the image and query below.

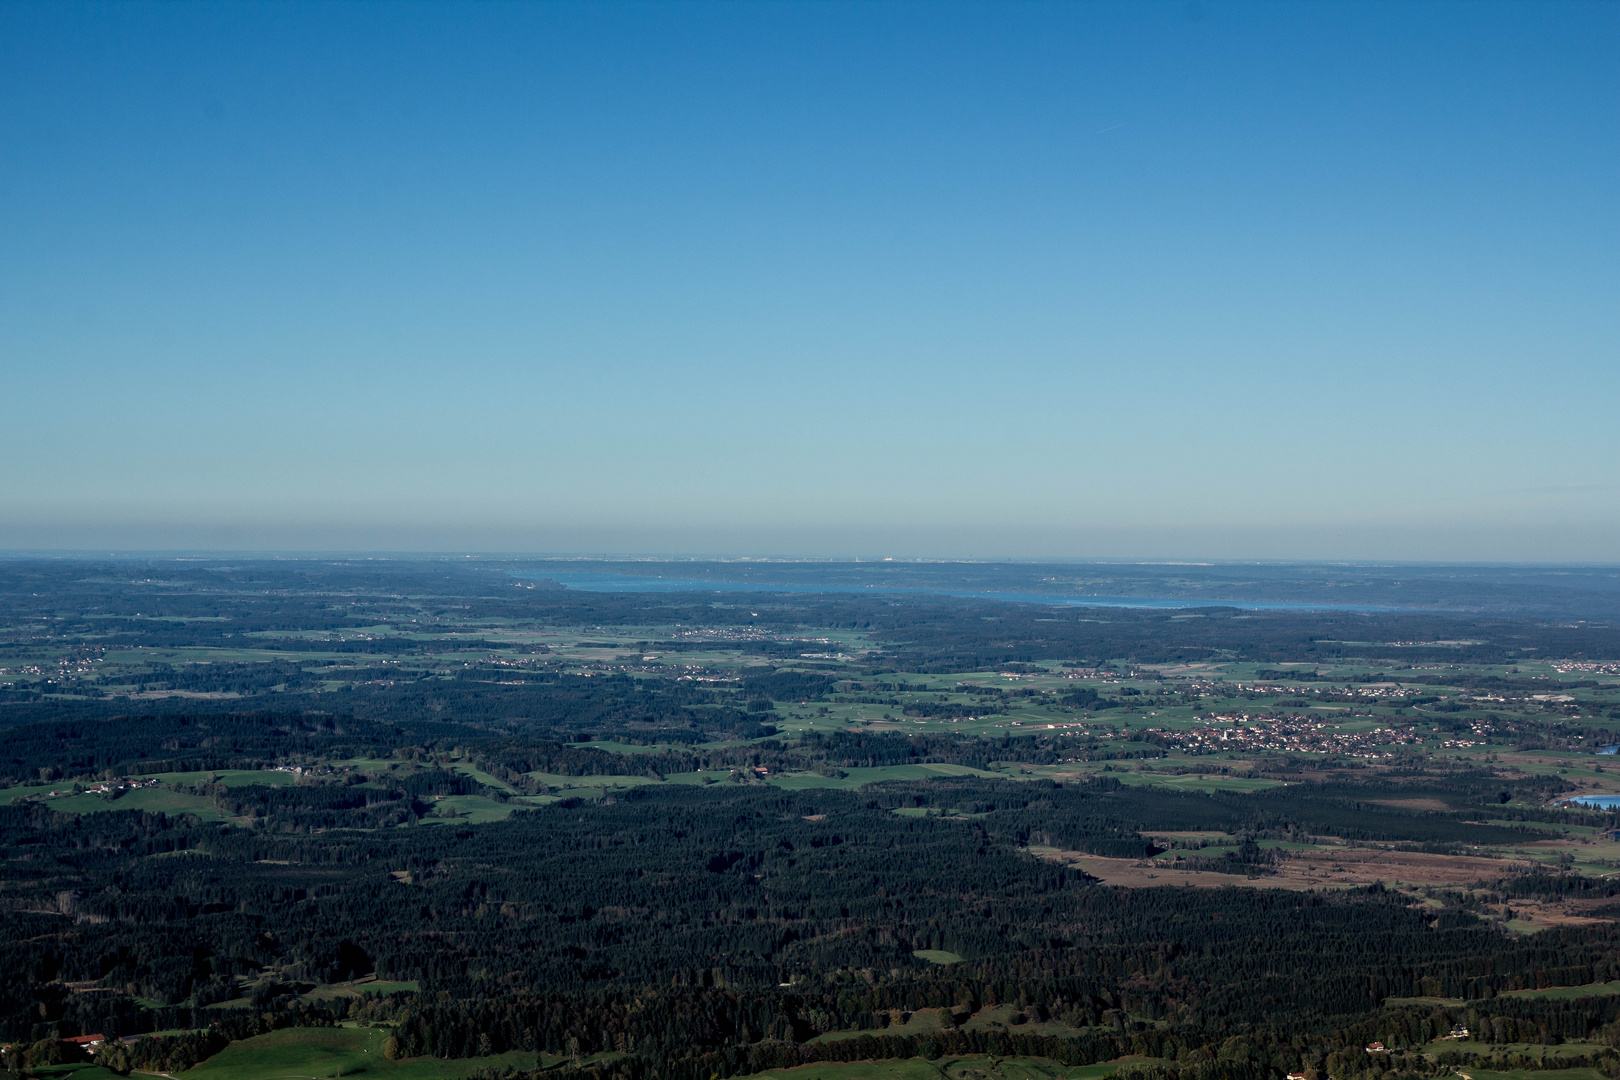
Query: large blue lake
511,571,1401,612
1567,796,1620,810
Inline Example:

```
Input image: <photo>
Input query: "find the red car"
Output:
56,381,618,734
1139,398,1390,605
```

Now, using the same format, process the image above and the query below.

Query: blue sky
2,1,1616,559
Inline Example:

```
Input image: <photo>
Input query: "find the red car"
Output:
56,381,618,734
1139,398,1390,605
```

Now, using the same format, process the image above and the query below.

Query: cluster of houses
0,1034,107,1059
1280,1037,1465,1080
43,778,161,799
3,1030,182,1060
1145,715,1424,757
86,779,159,796
1173,677,1421,703
1339,1024,1468,1062
1362,1024,1469,1052
1233,682,1421,701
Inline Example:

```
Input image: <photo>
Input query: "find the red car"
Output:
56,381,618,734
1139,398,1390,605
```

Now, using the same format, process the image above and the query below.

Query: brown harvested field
1503,899,1617,931
1035,852,1324,890
1037,846,1560,891
1364,797,1452,812
1143,663,1221,675
1035,846,1620,930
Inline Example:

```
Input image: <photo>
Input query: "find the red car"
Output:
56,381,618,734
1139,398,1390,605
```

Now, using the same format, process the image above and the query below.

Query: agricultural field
1391,981,1620,1008
1462,1070,1607,1080
297,977,421,1004
749,1057,1126,1080
182,1026,549,1080
28,1067,126,1080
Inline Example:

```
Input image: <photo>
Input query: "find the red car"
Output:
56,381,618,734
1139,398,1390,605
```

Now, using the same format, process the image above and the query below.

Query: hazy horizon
2,520,1618,562
4,550,1618,572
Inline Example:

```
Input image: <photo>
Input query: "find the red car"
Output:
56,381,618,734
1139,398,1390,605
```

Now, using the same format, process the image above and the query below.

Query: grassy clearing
815,1009,1095,1047
0,768,301,812
749,1059,949,1080
1157,845,1241,859
420,796,516,824
770,764,1002,791
1391,982,1620,1006
147,769,303,788
1459,1069,1607,1080
1419,977,1620,1003
444,762,517,794
2,787,230,820
812,1011,948,1043
31,1066,127,1080
913,950,966,965
945,1058,1111,1080
956,1006,1094,1041
1121,774,1282,794
182,1026,545,1080
1486,819,1602,836
749,1057,1131,1080
299,977,420,1002
579,741,674,755
527,772,663,790
665,771,756,786
1422,1042,1607,1059
183,1026,388,1080
204,998,257,1012
1501,981,1620,1001
1063,1064,1131,1080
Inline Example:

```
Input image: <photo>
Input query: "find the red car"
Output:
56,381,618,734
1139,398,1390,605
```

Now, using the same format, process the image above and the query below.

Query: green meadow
0,786,230,820
749,1056,1132,1080
29,1067,127,1080
419,795,517,824
769,763,1002,791
182,1026,550,1080
298,978,420,1003
1394,981,1620,1007
1461,1070,1607,1080
1498,981,1620,1001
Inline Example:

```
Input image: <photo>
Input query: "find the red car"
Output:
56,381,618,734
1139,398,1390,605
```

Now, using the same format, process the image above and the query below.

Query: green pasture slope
419,795,516,824
298,977,420,1003
1115,773,1282,794
183,1026,546,1080
1464,1070,1607,1080
1497,981,1620,1002
770,763,1003,791
0,786,231,820
176,1035,1136,1080
1391,980,1620,1008
31,1067,127,1080
1430,1042,1606,1060
0,768,303,817
751,1056,1128,1080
